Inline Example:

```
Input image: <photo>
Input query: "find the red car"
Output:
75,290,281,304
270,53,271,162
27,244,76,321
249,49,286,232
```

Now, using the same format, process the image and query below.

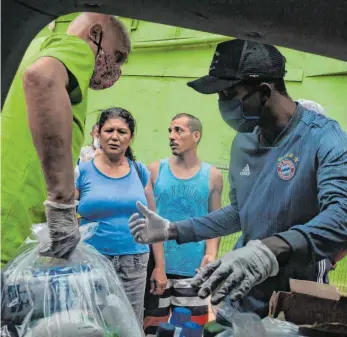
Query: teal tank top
154,158,211,277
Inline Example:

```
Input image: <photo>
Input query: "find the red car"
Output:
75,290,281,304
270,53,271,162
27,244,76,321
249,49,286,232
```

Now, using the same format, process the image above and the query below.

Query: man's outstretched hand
128,201,170,244
39,200,81,260
191,240,279,305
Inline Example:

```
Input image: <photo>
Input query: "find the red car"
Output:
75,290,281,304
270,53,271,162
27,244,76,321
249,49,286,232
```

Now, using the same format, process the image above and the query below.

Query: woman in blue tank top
75,107,165,323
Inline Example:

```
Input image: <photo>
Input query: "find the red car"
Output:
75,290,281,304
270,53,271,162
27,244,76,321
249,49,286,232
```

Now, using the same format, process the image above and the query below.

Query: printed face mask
89,32,121,90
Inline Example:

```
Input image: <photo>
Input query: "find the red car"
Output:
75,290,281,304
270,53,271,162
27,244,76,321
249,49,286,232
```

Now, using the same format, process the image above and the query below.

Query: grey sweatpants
106,253,149,324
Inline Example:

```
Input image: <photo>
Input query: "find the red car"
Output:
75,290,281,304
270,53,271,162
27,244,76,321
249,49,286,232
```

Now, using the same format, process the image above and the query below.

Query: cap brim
187,75,241,94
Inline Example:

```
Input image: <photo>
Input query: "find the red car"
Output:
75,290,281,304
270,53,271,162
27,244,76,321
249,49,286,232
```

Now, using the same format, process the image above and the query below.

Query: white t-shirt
79,145,95,163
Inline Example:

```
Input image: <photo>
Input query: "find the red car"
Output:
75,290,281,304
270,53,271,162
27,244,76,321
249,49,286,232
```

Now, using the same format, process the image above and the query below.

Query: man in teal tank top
1,13,130,265
144,113,223,335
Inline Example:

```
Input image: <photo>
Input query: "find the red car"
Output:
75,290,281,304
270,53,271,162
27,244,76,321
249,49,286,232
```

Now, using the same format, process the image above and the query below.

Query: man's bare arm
147,162,168,295
201,167,223,267
144,174,165,271
23,57,74,204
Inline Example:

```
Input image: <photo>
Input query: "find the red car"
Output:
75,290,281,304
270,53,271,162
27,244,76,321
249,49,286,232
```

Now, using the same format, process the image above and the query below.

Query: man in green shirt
1,13,130,265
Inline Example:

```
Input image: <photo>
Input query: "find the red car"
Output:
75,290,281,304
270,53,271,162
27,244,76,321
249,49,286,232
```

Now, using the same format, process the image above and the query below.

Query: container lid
180,322,203,337
202,321,226,337
156,323,175,337
170,308,192,328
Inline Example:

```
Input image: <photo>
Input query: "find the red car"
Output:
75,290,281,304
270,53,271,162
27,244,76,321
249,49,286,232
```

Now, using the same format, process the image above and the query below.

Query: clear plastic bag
261,317,301,337
1,223,142,337
214,300,267,337
213,299,301,337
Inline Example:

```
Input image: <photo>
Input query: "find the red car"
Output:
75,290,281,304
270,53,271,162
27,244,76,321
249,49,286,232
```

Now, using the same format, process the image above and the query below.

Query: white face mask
93,137,100,149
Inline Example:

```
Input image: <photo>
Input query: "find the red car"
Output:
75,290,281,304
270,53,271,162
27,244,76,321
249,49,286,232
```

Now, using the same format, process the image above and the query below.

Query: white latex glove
128,201,170,244
191,240,279,305
39,200,81,260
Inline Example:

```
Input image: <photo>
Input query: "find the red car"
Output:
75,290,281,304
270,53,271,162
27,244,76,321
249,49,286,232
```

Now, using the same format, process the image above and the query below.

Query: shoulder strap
133,161,145,188
199,161,211,175
155,158,169,183
158,158,170,172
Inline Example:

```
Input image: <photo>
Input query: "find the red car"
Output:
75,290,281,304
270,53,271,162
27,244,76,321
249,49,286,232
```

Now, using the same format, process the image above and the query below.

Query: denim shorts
106,253,149,324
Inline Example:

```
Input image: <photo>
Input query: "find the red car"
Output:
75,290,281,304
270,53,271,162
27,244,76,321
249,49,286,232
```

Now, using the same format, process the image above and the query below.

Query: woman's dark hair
98,107,141,176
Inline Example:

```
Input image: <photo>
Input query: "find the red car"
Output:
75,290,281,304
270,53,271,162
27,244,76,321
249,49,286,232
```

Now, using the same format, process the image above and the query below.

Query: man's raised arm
23,56,80,259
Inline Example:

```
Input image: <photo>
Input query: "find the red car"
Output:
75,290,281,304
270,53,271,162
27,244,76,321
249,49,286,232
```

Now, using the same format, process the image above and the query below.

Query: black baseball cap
187,39,286,94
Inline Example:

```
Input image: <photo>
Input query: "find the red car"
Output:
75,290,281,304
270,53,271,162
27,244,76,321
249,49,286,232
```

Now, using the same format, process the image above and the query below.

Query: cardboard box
269,279,347,336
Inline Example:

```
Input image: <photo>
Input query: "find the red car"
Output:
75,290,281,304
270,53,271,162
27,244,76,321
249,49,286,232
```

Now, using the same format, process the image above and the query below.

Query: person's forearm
173,204,240,244
167,224,220,258
262,206,347,266
23,68,74,204
262,236,293,266
168,222,178,240
152,243,165,268
276,204,347,264
205,238,220,259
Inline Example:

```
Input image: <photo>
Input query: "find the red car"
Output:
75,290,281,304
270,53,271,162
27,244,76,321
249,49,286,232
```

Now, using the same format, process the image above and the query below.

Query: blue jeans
106,253,149,323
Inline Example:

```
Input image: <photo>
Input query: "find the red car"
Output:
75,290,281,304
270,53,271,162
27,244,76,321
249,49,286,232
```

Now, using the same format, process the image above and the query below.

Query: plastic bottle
2,264,94,324
180,322,203,337
156,322,176,337
170,308,192,337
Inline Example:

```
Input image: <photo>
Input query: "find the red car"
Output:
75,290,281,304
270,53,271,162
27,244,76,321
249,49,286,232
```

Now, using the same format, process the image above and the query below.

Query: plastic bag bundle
213,299,301,336
1,223,142,337
214,319,302,337
261,317,302,337
214,300,267,337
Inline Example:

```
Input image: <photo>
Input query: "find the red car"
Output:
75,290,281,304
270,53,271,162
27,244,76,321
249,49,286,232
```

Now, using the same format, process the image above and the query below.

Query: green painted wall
35,14,347,169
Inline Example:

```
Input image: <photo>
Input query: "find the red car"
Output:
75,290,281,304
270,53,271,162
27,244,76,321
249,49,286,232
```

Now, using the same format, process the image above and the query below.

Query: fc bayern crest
277,159,295,180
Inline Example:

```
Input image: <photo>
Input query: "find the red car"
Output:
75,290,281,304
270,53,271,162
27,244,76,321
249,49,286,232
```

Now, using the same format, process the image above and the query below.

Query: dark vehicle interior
2,0,347,106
